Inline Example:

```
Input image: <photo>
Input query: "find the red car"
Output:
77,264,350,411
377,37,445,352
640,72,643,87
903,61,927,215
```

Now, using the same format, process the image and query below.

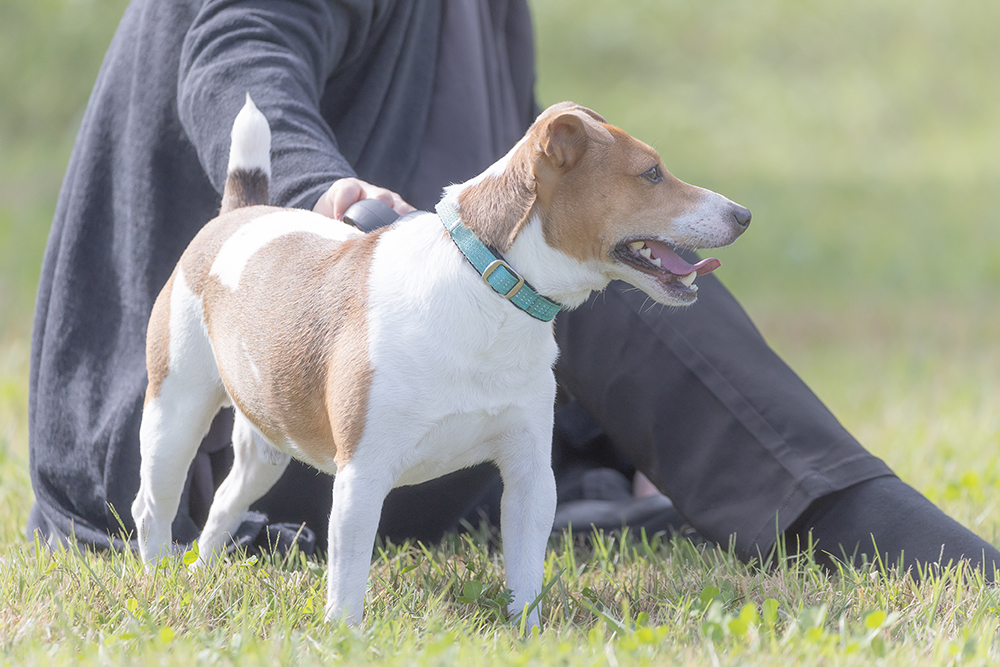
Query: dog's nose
731,205,751,229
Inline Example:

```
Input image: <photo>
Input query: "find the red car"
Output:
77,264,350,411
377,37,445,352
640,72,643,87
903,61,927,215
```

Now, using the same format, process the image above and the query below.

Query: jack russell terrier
132,95,750,627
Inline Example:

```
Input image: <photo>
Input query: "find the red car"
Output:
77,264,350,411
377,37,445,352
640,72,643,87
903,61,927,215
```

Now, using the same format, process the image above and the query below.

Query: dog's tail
220,93,271,214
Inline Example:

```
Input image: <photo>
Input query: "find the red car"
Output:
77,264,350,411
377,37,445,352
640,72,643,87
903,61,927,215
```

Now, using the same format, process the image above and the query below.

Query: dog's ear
540,105,614,171
456,103,613,251
457,142,537,252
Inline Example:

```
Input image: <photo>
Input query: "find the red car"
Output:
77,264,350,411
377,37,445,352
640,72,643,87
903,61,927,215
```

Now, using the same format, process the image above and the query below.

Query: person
29,0,1000,577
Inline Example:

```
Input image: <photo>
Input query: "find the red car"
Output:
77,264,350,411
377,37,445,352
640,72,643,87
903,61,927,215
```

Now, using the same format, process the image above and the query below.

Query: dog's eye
642,165,663,183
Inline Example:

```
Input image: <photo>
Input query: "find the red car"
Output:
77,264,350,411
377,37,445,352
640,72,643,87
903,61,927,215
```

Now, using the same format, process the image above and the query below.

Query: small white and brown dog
131,95,749,627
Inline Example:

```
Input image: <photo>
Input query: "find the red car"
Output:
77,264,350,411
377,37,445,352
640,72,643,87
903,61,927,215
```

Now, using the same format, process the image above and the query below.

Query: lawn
1,0,999,664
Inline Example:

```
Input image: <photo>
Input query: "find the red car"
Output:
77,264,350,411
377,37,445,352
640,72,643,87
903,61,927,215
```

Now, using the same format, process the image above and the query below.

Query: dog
131,95,750,627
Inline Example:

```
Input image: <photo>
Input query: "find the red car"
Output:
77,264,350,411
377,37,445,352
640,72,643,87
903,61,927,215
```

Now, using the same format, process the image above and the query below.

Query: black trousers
247,273,891,561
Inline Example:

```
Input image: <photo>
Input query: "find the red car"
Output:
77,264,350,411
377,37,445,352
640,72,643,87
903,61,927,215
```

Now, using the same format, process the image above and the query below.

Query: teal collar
436,201,562,322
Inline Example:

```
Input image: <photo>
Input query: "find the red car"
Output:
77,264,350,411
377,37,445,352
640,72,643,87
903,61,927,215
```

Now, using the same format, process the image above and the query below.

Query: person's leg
549,398,688,537
789,477,999,577
554,274,1000,574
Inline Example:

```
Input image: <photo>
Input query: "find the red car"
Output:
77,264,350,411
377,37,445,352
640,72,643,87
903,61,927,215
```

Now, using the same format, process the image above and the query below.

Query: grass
2,0,1000,663
2,516,1000,665
1,520,998,665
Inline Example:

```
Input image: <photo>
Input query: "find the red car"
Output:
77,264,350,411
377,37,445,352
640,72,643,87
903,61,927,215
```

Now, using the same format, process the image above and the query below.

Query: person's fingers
390,193,416,215
330,180,365,220
369,188,394,207
360,184,415,215
313,178,415,220
312,179,357,219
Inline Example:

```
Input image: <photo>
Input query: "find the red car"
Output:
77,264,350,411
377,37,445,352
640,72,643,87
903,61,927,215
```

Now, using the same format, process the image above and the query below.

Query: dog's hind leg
132,382,226,566
132,269,227,566
195,412,290,564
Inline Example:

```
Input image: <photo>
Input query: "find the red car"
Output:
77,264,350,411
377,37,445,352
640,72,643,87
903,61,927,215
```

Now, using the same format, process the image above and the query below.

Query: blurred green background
0,0,998,526
537,0,1000,310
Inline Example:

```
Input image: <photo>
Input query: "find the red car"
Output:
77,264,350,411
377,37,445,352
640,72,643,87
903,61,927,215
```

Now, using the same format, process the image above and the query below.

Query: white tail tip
227,93,271,176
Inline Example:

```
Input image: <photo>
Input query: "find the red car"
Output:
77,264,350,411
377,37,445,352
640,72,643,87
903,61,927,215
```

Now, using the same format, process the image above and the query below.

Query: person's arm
178,0,411,218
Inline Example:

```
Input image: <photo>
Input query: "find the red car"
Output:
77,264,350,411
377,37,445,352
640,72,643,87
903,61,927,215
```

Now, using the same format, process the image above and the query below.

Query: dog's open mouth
614,238,721,296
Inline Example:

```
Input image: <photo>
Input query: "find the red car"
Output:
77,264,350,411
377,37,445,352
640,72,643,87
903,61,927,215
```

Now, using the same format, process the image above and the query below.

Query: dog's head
457,102,750,306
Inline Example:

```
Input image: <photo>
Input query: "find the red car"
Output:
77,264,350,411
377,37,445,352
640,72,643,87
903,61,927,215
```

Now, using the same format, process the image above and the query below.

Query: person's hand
313,177,415,220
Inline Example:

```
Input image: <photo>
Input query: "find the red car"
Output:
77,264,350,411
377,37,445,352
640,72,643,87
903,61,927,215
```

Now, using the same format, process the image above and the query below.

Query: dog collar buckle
481,259,525,300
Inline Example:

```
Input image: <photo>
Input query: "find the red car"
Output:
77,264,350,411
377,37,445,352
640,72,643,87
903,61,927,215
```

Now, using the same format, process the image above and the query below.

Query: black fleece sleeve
178,0,377,209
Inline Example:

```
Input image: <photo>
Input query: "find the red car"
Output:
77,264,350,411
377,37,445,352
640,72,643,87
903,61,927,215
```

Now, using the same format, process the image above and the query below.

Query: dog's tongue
646,240,721,276
691,257,722,276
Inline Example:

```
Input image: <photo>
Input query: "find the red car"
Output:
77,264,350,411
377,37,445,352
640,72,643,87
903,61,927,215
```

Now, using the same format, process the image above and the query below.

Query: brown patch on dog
144,269,176,405
179,205,281,298
457,103,618,254
191,214,380,470
457,142,536,252
537,103,614,171
533,124,708,266
322,234,377,469
220,168,269,215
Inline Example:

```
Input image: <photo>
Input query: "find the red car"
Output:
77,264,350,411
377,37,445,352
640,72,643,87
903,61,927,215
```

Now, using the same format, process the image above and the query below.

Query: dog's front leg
496,427,558,630
324,463,394,624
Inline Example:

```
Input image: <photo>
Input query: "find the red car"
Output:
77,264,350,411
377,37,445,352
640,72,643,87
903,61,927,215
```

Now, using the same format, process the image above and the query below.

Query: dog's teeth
630,241,645,251
640,247,652,260
680,271,697,287
650,257,662,268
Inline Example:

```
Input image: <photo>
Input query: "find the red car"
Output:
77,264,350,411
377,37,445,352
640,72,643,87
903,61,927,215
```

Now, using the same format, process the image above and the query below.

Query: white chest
357,216,560,483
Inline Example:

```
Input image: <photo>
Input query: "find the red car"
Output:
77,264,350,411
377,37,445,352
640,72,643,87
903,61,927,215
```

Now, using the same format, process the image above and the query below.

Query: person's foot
788,476,1000,579
632,470,662,498
551,467,691,537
